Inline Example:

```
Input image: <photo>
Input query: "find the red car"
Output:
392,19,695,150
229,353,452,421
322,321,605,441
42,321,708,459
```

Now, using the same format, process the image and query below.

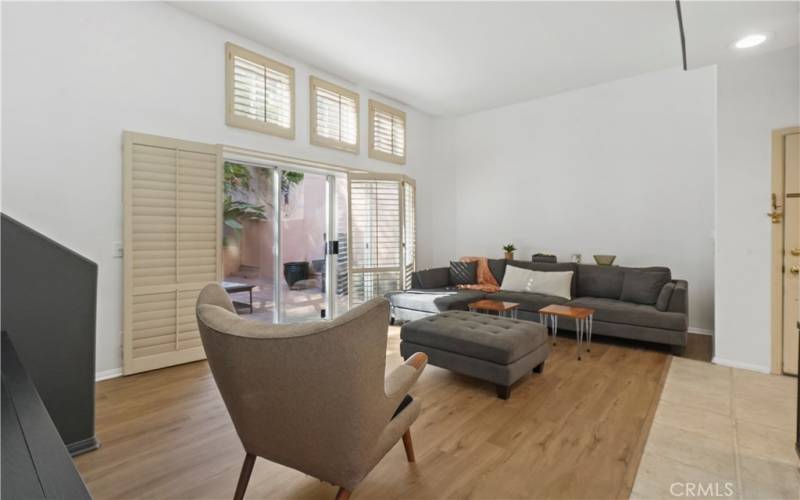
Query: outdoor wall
281,173,327,265
715,46,800,373
1,1,436,377
424,66,717,332
224,170,326,281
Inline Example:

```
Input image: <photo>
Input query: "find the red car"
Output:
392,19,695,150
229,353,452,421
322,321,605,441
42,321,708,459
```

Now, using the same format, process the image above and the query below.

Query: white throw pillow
501,265,573,300
528,270,573,300
500,265,536,292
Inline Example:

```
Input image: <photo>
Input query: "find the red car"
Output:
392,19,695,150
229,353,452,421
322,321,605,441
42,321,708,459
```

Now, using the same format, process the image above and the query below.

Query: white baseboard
95,368,122,381
688,327,713,336
711,357,770,374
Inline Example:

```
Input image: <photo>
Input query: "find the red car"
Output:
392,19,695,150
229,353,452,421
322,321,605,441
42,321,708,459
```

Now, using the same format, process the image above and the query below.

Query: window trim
225,42,295,140
309,76,360,154
368,99,406,165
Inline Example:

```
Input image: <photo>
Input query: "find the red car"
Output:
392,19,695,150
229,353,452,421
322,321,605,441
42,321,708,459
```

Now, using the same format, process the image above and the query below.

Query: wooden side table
538,304,595,360
468,299,520,319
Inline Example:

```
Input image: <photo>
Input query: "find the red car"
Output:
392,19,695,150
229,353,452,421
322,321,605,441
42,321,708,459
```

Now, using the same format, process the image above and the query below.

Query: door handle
791,248,800,256
790,265,799,274
768,193,784,223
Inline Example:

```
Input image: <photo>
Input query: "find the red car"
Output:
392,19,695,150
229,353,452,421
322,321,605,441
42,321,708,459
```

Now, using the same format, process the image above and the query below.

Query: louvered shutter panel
226,43,294,139
348,176,402,305
311,77,359,153
123,132,221,375
369,100,406,164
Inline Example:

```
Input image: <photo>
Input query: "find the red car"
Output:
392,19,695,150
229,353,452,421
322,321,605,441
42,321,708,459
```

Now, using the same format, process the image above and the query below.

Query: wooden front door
783,132,800,375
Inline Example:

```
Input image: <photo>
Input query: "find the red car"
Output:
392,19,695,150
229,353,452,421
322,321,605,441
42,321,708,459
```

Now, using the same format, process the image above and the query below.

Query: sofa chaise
387,259,689,352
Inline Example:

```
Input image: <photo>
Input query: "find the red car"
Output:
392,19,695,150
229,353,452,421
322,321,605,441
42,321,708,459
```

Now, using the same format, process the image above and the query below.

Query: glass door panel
279,170,329,323
221,161,276,322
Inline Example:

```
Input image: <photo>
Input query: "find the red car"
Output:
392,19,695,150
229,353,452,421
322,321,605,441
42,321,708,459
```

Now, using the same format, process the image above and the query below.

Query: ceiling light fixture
733,33,768,49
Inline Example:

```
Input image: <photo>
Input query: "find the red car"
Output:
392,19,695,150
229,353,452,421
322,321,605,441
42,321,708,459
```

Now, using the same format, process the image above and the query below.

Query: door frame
770,126,800,374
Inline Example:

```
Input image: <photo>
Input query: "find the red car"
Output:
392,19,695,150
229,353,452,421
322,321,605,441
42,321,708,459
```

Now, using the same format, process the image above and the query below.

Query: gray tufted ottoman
399,310,550,399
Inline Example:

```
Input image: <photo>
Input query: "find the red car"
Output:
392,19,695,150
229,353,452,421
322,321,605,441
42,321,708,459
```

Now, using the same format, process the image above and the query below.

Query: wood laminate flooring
75,329,706,499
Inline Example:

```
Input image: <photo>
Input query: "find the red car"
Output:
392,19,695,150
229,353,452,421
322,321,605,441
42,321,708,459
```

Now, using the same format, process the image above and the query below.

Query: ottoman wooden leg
533,361,545,374
496,385,511,400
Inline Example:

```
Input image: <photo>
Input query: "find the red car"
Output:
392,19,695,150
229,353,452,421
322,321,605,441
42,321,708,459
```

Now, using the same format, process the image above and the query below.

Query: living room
1,1,798,499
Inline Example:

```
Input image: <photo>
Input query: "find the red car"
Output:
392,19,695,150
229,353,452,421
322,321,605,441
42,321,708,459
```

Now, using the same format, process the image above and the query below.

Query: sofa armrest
667,280,688,315
412,267,451,289
384,352,427,415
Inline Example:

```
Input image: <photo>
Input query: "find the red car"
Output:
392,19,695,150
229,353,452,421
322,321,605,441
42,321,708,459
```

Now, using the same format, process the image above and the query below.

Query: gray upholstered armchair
195,283,427,500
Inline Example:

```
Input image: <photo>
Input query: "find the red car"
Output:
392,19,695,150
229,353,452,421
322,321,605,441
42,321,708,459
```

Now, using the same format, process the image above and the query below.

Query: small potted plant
503,243,516,260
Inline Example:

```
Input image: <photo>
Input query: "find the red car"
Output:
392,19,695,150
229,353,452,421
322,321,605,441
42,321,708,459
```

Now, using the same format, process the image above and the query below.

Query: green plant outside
223,162,305,244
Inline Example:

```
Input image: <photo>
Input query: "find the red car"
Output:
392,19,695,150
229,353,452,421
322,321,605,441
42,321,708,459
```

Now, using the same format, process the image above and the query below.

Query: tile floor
632,357,799,499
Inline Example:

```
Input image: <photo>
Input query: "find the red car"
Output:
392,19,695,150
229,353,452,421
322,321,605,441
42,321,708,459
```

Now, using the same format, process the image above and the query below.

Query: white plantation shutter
226,43,294,139
348,174,416,305
369,100,406,164
310,77,359,153
123,132,222,375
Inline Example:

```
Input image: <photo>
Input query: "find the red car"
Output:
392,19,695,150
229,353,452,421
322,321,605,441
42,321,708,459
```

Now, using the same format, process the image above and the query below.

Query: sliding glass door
221,161,277,322
222,160,348,323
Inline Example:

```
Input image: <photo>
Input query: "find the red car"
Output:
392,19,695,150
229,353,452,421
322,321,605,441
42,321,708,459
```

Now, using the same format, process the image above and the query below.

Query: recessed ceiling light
733,33,768,49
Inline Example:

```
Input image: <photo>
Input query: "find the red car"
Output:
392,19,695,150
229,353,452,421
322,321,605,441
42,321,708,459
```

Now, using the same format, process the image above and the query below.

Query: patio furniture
283,261,309,287
222,281,255,314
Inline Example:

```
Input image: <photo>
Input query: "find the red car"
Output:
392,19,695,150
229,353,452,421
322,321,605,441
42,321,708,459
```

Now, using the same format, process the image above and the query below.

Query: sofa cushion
620,269,671,305
487,258,507,284
434,290,487,311
529,270,573,300
656,282,675,311
415,267,450,289
506,261,578,297
487,291,568,312
389,291,455,314
389,289,487,313
577,265,624,299
449,261,477,285
566,297,687,331
400,310,548,364
500,264,535,292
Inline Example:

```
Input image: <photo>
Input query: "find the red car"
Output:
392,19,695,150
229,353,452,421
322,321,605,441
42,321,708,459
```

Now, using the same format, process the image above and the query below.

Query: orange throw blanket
457,256,501,293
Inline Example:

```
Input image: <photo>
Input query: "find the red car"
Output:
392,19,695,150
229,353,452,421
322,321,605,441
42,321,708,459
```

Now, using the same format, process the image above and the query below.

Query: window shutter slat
124,133,221,375
369,100,406,164
348,178,402,305
310,77,359,153
226,43,295,138
348,175,416,307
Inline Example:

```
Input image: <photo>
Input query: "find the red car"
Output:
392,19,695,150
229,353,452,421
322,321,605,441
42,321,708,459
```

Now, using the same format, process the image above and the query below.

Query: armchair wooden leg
234,453,256,500
335,487,351,500
402,430,416,462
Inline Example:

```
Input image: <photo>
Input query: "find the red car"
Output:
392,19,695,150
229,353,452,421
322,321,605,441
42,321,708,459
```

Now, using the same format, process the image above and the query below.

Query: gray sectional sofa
388,259,689,351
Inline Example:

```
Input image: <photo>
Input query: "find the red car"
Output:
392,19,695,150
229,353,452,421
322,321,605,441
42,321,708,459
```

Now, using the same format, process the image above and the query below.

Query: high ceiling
173,1,800,116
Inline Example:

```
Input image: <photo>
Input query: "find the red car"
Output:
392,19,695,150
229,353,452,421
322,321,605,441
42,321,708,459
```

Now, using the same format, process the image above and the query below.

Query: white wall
715,46,800,373
1,2,436,374
422,67,717,331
